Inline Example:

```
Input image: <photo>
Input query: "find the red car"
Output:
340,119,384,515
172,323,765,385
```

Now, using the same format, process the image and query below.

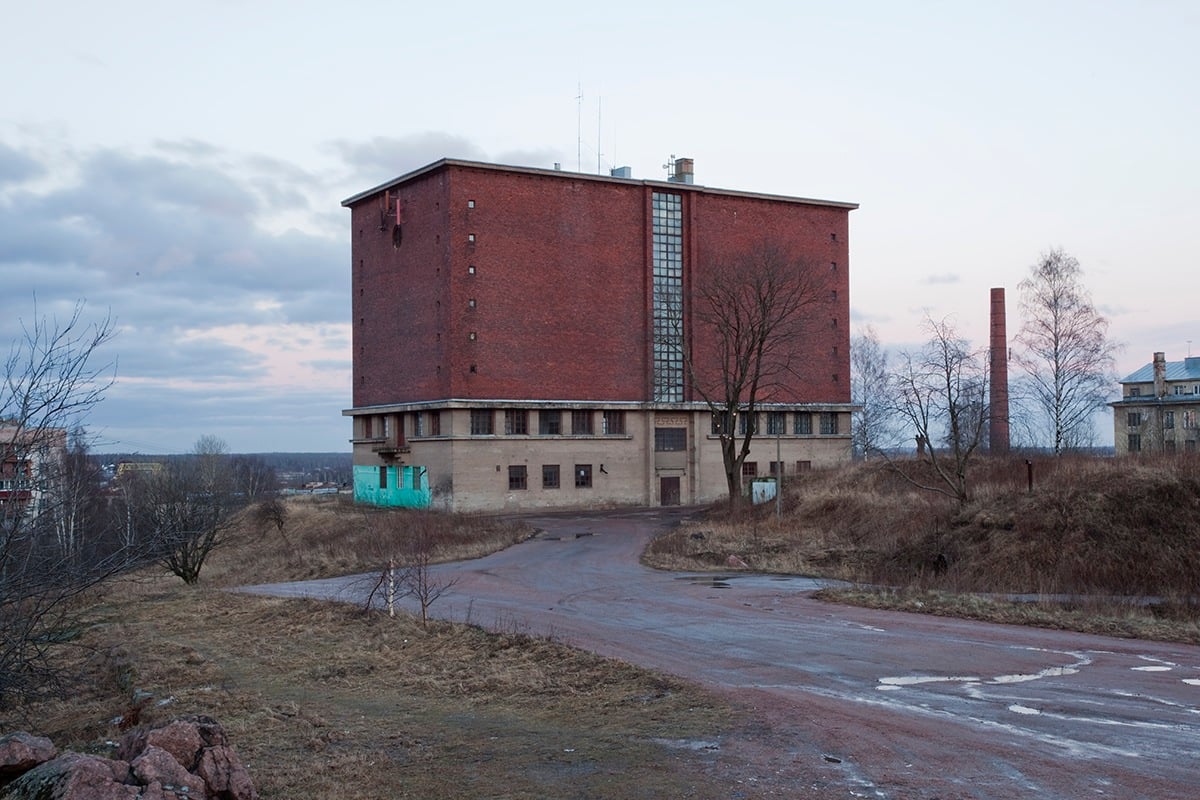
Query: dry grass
1,499,755,799
645,454,1200,640
203,495,533,587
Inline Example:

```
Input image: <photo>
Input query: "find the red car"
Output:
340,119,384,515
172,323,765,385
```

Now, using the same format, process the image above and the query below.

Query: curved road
243,508,1200,799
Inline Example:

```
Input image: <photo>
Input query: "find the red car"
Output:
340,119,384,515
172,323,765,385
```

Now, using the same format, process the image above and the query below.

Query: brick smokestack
989,288,1010,454
1153,352,1167,398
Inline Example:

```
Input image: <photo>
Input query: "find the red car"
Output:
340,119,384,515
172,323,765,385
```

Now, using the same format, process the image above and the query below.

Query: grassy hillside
645,454,1200,641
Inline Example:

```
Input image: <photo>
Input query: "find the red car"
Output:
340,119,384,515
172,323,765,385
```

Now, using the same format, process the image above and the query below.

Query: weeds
646,454,1200,636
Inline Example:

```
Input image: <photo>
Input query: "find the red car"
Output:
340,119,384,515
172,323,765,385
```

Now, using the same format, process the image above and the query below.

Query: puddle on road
1009,704,1041,716
675,575,734,589
1132,666,1173,672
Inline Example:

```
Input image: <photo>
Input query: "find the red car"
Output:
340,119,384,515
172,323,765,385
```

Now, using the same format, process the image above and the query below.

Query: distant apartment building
1110,352,1200,454
0,425,67,518
342,158,857,511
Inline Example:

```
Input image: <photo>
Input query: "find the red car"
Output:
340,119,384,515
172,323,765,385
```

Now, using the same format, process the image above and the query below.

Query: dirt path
243,508,1200,799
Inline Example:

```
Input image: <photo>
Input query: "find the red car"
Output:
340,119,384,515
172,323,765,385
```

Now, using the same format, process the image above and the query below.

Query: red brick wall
688,192,851,404
350,171,453,407
349,163,852,408
442,166,650,401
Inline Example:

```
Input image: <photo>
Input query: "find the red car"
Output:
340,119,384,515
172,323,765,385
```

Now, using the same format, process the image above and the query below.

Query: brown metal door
660,476,681,506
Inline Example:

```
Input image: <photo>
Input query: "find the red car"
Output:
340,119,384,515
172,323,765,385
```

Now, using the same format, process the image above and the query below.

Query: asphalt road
242,508,1200,799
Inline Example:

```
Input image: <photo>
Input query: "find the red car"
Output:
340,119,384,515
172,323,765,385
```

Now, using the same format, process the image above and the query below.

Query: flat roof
341,157,859,211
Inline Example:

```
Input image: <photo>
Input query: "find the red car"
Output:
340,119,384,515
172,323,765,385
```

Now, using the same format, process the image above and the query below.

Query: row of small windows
508,464,593,490
1127,384,1200,397
472,409,627,436
1128,435,1199,453
360,409,626,441
1127,410,1199,429
711,411,841,436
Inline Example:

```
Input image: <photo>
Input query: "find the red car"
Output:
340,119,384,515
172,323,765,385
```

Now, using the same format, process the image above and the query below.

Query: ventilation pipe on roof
668,157,695,184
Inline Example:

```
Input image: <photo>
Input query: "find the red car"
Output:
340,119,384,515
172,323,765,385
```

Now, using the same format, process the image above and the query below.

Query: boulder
0,732,56,779
0,750,137,800
0,717,257,800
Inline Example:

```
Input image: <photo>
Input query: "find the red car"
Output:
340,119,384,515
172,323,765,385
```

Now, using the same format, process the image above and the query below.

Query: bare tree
1014,249,1118,454
139,436,240,584
684,243,822,505
1,302,119,706
399,529,457,629
232,455,278,501
889,316,988,505
850,326,896,458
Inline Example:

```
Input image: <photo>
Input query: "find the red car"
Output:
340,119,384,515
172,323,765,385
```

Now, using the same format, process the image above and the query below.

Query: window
1184,410,1197,429
742,461,758,478
767,411,787,435
575,464,592,488
1175,385,1186,395
381,415,391,439
654,428,687,451
413,413,424,437
468,233,476,243
508,466,527,490
467,199,475,208
542,464,560,489
468,265,476,275
794,413,812,435
470,409,494,435
429,411,441,436
571,410,593,435
379,465,387,489
1129,386,1141,397
504,409,528,435
1127,412,1142,428
652,192,684,402
820,413,839,435
1165,411,1176,430
739,413,757,435
769,461,784,476
1128,433,1142,452
712,412,732,435
539,410,562,435
1166,440,1177,453
602,410,626,435
796,460,812,472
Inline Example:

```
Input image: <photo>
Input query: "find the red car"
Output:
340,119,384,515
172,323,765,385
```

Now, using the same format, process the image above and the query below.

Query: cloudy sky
2,0,1197,452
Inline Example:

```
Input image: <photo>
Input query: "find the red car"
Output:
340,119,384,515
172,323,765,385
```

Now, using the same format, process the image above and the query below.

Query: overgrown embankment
645,455,1200,634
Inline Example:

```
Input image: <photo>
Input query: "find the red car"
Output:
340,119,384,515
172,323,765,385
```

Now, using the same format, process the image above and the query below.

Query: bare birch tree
889,316,988,505
685,243,822,505
850,326,896,458
1014,249,1118,454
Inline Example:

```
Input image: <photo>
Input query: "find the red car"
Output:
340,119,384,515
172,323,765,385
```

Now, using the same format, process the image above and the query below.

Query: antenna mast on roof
597,96,602,175
576,83,583,172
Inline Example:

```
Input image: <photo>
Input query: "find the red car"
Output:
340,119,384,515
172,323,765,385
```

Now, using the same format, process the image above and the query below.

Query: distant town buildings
1111,352,1200,454
343,158,857,511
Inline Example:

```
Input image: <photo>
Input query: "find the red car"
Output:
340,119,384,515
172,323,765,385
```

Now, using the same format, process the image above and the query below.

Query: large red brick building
343,158,857,511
